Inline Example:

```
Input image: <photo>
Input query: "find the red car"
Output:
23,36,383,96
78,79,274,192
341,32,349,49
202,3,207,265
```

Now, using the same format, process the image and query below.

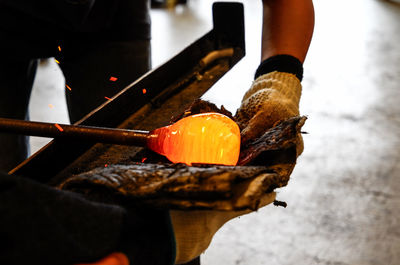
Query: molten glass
147,112,241,166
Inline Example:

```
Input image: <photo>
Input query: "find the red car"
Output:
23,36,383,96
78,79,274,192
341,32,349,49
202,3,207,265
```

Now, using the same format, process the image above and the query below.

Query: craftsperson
0,1,314,265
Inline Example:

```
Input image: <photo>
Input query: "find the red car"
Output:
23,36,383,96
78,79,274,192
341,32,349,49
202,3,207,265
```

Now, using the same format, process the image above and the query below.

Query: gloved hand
235,71,303,155
171,71,304,264
170,192,276,264
75,252,129,265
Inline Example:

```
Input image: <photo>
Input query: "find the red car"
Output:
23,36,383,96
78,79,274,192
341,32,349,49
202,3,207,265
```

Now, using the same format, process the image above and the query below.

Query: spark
54,59,60,64
142,88,147,94
109,76,118,82
104,96,111,100
58,46,61,52
66,84,72,91
54,123,64,132
141,157,147,163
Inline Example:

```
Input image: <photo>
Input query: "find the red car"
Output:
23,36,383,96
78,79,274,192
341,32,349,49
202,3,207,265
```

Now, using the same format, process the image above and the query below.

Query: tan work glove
171,192,276,264
171,71,303,264
235,71,303,155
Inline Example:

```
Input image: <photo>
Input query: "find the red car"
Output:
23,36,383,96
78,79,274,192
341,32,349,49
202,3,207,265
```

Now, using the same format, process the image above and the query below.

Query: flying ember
54,123,64,132
146,112,240,166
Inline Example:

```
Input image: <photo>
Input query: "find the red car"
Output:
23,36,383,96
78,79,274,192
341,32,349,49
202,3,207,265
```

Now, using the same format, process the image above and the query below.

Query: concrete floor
28,0,400,264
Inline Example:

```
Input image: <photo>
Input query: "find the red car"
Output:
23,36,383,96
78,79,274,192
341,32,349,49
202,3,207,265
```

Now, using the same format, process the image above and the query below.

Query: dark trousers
0,40,151,171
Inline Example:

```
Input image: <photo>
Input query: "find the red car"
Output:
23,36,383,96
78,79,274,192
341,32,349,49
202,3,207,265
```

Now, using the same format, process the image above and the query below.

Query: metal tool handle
0,118,149,146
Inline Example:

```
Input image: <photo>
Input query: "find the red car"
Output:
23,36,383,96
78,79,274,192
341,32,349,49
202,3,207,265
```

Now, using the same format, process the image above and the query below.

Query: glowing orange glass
147,112,240,166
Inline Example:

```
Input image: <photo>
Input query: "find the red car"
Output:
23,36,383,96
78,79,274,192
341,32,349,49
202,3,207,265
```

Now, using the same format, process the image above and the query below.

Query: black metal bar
0,118,149,146
212,2,245,51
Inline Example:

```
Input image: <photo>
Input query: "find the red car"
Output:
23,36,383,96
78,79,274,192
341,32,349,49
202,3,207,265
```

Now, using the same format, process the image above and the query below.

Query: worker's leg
0,57,38,171
59,40,151,124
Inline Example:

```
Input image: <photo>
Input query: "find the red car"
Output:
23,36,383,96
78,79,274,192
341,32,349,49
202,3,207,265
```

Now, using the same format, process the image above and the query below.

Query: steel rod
0,118,149,146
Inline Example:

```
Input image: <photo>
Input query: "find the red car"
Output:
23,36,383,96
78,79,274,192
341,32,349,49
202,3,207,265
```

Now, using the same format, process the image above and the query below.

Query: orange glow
109,76,118,82
58,46,61,52
141,157,147,163
48,104,54,108
66,84,72,91
55,123,64,132
142,88,147,94
147,112,240,166
105,96,111,100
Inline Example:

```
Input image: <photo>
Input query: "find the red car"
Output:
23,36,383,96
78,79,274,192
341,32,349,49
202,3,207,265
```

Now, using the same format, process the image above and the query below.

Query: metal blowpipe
0,117,149,146
0,113,241,165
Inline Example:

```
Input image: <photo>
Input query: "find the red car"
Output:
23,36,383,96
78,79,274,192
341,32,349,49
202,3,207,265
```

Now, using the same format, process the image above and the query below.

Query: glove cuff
171,210,235,264
254,54,303,81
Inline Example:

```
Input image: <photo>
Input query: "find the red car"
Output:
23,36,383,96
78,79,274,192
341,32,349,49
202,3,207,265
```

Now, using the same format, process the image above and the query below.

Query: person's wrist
255,54,304,81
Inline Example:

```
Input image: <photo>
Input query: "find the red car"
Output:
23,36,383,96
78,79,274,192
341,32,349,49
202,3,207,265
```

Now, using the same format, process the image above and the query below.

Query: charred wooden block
60,164,279,211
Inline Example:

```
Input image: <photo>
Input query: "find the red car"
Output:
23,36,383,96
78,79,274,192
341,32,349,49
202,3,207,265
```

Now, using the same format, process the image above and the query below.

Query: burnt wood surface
60,164,279,211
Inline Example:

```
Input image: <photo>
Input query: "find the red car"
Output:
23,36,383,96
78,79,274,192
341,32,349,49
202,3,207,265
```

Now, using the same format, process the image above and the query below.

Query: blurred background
28,0,400,264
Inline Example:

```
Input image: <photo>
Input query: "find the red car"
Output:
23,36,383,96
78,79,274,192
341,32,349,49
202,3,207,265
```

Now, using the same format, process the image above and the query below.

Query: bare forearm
261,0,315,63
